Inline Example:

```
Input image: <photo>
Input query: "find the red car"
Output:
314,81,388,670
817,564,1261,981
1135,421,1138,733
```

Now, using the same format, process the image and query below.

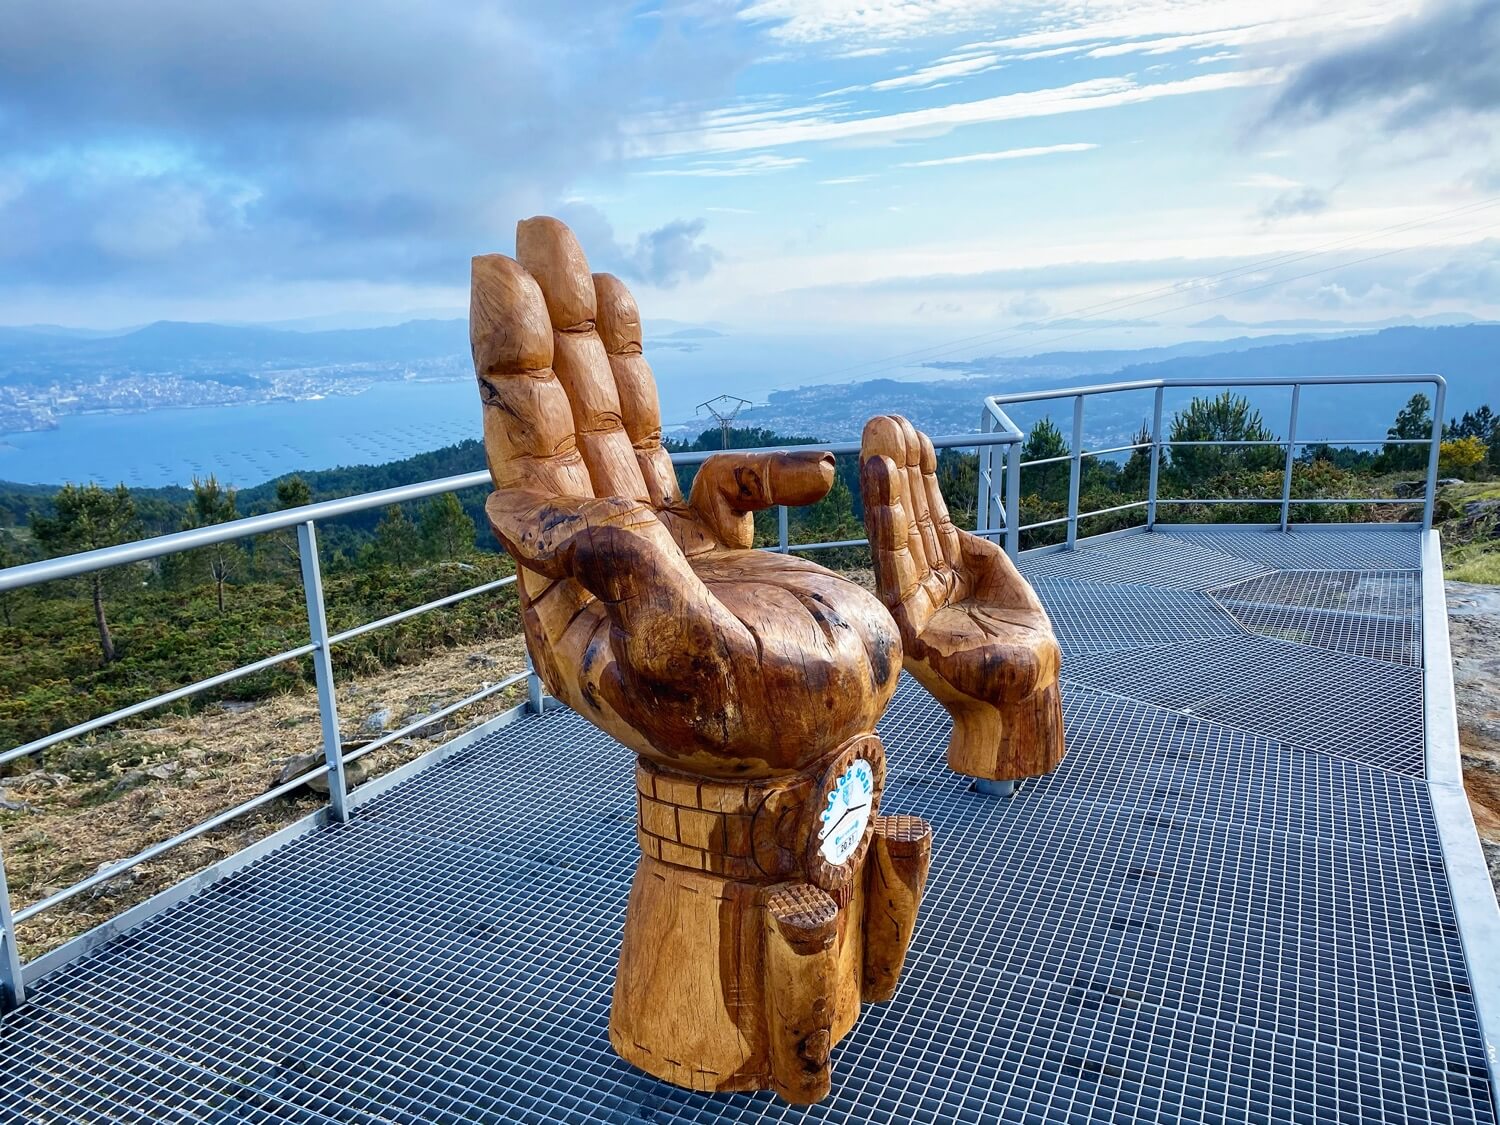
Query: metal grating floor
2,527,1494,1125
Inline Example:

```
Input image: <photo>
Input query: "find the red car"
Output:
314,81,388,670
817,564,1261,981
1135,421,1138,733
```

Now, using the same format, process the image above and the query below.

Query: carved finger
860,454,940,634
892,416,946,570
516,217,651,502
861,416,932,581
595,272,682,507
470,254,592,497
689,451,834,548
916,429,963,572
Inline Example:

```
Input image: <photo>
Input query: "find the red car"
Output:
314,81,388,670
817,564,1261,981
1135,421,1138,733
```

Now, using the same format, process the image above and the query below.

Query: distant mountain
1189,313,1495,331
741,324,1500,443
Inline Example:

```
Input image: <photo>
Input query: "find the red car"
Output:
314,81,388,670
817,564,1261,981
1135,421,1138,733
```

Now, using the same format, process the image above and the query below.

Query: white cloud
870,53,1004,91
738,0,1413,50
636,69,1277,156
900,142,1098,167
643,154,808,177
1237,173,1302,189
819,175,874,183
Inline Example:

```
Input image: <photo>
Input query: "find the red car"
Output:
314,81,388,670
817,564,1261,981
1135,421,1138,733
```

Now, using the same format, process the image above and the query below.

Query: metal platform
3,527,1497,1124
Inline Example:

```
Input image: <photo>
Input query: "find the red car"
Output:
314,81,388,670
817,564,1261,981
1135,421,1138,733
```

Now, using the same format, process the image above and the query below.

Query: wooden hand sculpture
471,218,931,1103
860,415,1065,790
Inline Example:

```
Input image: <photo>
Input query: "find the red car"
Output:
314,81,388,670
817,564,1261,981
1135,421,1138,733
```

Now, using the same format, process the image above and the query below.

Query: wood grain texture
860,414,1066,782
472,217,930,1102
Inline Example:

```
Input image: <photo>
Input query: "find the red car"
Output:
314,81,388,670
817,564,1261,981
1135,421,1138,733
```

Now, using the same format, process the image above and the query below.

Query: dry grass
1,636,528,960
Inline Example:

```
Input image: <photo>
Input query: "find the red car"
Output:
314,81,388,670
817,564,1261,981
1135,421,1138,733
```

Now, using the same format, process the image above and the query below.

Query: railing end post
0,849,25,1014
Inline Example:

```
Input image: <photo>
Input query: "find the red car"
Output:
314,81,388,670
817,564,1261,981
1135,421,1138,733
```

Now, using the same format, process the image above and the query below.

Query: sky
1,0,1497,348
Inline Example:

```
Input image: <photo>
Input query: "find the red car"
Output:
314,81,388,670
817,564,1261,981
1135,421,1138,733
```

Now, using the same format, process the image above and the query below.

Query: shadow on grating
1030,579,1244,656
1019,534,1272,589
1208,570,1423,667
1172,528,1424,572
1062,635,1426,775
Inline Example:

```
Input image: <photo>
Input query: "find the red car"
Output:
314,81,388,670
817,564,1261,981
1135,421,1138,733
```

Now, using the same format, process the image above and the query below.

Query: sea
0,329,970,490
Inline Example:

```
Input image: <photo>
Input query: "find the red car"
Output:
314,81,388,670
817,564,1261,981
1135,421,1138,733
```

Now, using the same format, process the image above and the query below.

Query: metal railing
976,374,1447,554
0,428,1019,1010
0,373,1448,1008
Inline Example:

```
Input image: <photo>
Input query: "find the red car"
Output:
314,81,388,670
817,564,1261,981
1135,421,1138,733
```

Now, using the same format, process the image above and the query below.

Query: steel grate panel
1030,579,1244,655
3,529,1493,1125
1036,685,1440,855
9,673,1494,1125
1019,533,1272,589
1209,570,1422,666
1062,634,1427,775
1174,528,1424,571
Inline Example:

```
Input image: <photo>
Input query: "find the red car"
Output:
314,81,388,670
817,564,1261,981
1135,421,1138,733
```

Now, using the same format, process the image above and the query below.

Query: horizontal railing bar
1076,501,1150,519
1,642,319,765
1020,516,1072,530
1296,438,1433,446
1153,498,1280,505
343,673,526,764
1287,497,1419,505
1020,455,1072,468
0,432,1021,594
327,576,517,647
786,537,870,553
1080,443,1152,459
987,372,1445,407
13,766,329,922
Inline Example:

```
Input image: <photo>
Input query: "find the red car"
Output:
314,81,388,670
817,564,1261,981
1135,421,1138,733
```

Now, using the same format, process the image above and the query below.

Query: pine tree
1166,392,1280,488
420,494,477,561
184,475,244,613
31,483,139,664
373,505,420,568
1378,394,1433,473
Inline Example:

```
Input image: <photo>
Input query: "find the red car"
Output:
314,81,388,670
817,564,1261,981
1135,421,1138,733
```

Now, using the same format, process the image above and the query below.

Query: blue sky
1,0,1497,343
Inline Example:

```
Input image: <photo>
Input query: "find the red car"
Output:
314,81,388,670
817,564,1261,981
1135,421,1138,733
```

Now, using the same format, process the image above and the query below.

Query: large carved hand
860,415,1065,782
473,219,901,778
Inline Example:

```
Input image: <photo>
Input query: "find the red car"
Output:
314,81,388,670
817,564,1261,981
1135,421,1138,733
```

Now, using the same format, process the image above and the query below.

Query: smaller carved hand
860,415,1064,781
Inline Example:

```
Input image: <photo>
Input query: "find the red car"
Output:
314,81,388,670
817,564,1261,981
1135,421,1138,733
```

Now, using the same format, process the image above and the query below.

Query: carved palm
472,218,901,777
860,415,1065,782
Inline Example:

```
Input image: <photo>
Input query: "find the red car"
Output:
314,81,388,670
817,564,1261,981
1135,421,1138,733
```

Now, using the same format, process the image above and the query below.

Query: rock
217,700,256,715
309,759,370,794
146,762,181,781
109,770,150,797
0,797,34,813
1463,500,1500,519
361,708,392,735
89,862,139,899
466,652,499,668
275,752,323,786
274,751,370,794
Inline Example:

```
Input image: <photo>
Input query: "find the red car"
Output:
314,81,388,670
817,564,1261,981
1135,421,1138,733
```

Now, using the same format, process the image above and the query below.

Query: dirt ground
1447,582,1500,899
0,635,529,960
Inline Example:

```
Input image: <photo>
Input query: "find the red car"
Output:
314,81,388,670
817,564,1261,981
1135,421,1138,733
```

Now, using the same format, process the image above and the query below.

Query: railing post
1005,438,1022,559
1280,383,1301,532
297,521,349,823
525,646,546,715
1147,386,1164,530
0,846,24,1012
778,505,789,553
1067,395,1084,550
974,409,993,537
1424,378,1446,530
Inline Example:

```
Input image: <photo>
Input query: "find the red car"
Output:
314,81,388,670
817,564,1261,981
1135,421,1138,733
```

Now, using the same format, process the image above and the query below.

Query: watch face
817,758,875,866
